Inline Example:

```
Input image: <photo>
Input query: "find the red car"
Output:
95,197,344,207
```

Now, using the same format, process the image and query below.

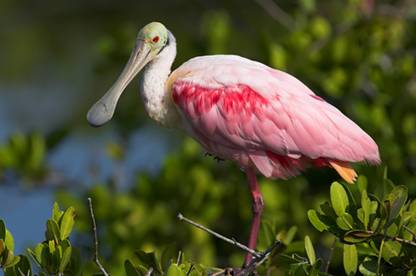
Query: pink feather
170,55,380,179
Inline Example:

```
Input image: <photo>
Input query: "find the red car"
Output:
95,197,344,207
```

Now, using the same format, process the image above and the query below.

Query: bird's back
169,55,380,182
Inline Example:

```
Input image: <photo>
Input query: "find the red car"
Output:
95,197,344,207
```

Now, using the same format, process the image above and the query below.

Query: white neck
139,31,180,128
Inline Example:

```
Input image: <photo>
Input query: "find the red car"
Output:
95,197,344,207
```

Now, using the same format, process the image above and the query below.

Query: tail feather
329,161,357,184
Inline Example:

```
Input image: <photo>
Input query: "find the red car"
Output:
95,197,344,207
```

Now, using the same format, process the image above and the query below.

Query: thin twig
176,250,182,265
88,197,109,276
391,236,416,247
254,0,295,30
177,213,261,258
349,230,416,247
186,264,194,276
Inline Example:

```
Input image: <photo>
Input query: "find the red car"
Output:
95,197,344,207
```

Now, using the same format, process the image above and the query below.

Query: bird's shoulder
169,54,316,99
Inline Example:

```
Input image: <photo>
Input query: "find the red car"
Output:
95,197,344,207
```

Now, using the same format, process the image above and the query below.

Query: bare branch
177,213,261,258
176,250,182,265
88,197,109,276
391,235,416,247
367,230,416,247
254,0,294,30
178,213,285,275
240,240,284,276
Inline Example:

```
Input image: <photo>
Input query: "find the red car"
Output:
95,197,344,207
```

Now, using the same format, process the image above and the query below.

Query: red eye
152,36,160,43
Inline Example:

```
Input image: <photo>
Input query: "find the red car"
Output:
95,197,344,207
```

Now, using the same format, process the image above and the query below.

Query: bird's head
87,22,169,127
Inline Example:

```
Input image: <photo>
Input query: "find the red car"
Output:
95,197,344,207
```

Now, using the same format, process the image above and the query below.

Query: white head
87,22,170,127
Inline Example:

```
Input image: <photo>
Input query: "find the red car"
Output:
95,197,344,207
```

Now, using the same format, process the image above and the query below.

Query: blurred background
0,0,415,274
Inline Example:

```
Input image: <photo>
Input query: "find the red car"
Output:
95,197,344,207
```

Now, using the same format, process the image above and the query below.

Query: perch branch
177,213,261,258
88,197,109,276
239,240,284,276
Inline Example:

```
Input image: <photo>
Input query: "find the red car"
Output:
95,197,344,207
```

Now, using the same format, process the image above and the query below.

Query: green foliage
0,220,32,276
0,220,20,270
27,202,80,275
343,244,358,276
1,0,416,275
304,235,316,265
0,203,81,275
0,132,47,182
124,250,209,276
1,177,416,275
308,180,416,275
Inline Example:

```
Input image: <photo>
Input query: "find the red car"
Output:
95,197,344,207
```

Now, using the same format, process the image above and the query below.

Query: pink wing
170,55,380,178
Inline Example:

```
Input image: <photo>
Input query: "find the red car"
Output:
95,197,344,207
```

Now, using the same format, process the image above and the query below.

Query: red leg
243,167,264,267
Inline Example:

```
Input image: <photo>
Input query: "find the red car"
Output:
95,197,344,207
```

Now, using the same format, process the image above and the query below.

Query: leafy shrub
1,175,415,275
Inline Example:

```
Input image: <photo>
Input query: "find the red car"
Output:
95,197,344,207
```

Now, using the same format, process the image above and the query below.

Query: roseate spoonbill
87,22,380,266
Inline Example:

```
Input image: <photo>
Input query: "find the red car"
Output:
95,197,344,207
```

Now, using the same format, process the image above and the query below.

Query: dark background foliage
0,0,415,275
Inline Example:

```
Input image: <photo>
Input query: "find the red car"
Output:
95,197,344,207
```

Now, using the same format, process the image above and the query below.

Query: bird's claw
204,152,225,163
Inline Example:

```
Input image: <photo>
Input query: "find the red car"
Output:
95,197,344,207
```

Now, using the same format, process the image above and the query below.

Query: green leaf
58,246,72,273
283,226,298,245
336,213,354,230
359,258,378,276
28,243,44,266
5,255,32,276
307,210,328,232
0,239,5,255
381,241,401,262
19,255,32,276
4,229,14,253
386,223,398,236
46,219,60,243
27,133,46,171
342,230,374,244
161,245,177,272
357,175,368,193
360,190,372,229
330,182,349,216
304,235,316,265
260,220,275,248
320,201,337,218
409,199,416,213
167,263,186,276
125,260,140,276
59,207,75,240
9,133,27,158
135,250,162,273
343,244,357,275
3,255,20,269
0,220,5,240
52,202,63,223
384,185,408,226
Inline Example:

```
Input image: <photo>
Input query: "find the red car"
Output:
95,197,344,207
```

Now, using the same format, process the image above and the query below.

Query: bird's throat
139,32,181,128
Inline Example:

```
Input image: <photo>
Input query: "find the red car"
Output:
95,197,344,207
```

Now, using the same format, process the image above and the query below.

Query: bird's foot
219,267,259,276
204,152,225,162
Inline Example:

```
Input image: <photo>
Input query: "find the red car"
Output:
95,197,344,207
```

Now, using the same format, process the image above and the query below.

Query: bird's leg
243,167,264,267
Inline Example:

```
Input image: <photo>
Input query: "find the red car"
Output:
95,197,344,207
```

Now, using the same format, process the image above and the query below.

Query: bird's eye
152,36,160,43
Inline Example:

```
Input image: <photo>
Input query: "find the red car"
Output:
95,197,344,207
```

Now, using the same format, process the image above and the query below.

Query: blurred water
0,24,180,252
0,123,176,253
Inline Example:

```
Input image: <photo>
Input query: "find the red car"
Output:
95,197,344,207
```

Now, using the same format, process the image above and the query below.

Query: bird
87,22,380,266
